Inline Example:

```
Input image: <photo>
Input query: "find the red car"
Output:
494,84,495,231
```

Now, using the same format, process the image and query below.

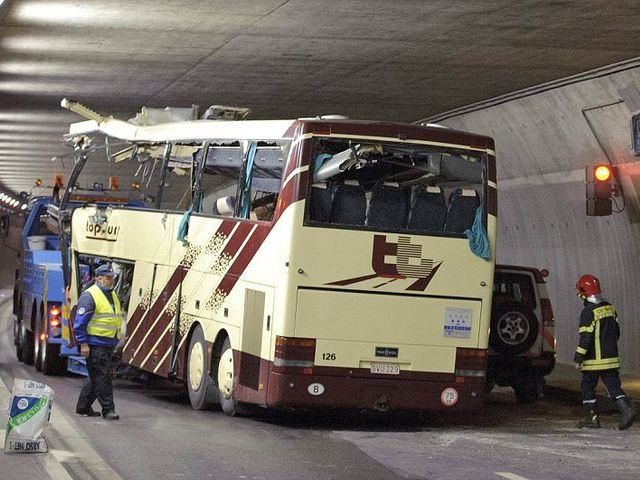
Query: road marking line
496,473,530,480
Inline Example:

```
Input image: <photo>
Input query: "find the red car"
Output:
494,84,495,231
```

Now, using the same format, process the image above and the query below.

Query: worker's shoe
576,408,600,428
616,398,637,430
76,408,101,417
103,411,120,421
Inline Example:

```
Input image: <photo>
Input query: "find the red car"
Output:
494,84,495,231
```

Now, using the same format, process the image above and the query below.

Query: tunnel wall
430,64,640,373
0,215,23,298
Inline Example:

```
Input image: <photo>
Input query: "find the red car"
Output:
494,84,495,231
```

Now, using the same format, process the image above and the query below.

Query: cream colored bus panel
314,339,456,373
294,288,481,349
72,208,178,264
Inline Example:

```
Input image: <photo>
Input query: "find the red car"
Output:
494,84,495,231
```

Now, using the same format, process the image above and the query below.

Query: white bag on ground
4,379,54,454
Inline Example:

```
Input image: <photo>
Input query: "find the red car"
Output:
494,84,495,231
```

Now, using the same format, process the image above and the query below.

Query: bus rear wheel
216,337,253,417
186,325,216,410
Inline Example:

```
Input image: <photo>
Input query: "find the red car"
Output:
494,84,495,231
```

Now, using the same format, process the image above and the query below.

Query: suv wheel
490,301,539,356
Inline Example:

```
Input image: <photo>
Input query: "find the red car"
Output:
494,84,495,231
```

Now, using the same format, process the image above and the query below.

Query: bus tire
186,325,216,410
490,301,538,356
217,337,244,417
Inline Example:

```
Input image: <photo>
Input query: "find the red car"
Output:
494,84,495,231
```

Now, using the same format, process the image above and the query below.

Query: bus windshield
306,137,486,236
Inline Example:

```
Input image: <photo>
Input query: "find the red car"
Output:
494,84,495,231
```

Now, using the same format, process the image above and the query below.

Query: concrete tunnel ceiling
1,0,640,199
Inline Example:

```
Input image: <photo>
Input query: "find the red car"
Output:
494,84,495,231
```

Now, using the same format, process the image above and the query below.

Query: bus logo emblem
327,234,442,291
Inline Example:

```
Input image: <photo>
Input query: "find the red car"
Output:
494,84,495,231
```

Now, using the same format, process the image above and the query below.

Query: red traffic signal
586,164,613,216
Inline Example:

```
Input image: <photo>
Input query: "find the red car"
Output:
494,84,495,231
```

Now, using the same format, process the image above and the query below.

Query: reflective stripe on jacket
574,301,620,371
86,284,122,339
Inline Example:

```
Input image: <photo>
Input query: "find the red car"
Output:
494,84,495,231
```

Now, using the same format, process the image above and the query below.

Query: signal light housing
586,164,614,216
48,304,62,338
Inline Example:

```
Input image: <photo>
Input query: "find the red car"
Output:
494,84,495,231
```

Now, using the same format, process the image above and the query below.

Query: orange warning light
594,165,611,182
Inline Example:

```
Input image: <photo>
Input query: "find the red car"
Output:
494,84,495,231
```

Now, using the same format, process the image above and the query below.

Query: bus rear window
304,137,486,236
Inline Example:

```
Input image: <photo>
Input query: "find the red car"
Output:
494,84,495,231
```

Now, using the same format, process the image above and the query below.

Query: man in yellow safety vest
74,263,123,420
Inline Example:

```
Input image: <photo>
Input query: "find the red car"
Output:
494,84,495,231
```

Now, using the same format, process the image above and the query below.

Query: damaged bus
58,99,497,415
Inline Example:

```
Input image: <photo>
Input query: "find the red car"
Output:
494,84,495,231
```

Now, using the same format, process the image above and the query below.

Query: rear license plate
370,363,400,375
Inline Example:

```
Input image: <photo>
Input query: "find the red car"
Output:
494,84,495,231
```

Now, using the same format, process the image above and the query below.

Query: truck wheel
34,315,43,372
39,317,66,375
490,301,538,356
186,325,216,410
513,383,539,404
16,322,24,361
21,324,35,365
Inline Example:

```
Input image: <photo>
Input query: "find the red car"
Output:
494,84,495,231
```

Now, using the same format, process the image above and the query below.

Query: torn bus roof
61,98,295,143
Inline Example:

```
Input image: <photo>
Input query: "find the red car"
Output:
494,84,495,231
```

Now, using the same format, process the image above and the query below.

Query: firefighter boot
615,398,637,430
576,407,600,428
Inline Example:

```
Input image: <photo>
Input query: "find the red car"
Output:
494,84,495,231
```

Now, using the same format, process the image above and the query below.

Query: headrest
343,180,360,187
458,189,477,197
95,264,115,277
382,182,400,187
312,182,328,189
425,186,442,194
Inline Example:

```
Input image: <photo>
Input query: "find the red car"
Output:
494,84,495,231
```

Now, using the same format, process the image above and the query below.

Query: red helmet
576,274,601,296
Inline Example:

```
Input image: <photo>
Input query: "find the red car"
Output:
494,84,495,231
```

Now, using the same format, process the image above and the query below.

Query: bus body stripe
126,221,256,368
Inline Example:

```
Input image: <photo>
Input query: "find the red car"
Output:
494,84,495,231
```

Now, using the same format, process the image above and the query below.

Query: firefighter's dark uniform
573,301,625,405
74,282,122,419
573,299,637,429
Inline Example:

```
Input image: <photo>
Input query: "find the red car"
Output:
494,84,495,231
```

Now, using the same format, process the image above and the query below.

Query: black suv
487,265,556,403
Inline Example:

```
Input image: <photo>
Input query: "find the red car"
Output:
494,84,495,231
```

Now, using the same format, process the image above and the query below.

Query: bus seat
330,180,366,225
212,195,235,217
309,182,333,222
408,186,446,231
444,188,479,234
366,182,409,230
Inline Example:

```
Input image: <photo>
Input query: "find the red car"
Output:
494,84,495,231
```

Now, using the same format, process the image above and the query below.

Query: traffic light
586,164,613,216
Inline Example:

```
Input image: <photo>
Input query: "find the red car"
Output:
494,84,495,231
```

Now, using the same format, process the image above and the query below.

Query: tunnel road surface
0,300,638,480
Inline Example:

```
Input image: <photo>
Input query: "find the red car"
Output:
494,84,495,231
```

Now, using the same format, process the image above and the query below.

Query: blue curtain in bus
176,191,202,243
464,205,490,260
239,142,258,219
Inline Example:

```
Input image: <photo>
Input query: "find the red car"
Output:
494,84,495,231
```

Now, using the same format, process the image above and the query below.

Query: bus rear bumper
266,370,484,412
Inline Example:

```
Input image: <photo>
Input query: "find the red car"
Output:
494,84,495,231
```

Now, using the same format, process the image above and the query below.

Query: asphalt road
1,300,638,480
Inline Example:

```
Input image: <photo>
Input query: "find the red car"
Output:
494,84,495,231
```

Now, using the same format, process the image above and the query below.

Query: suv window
493,272,537,310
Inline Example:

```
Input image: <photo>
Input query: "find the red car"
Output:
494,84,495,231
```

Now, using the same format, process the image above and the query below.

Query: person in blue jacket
74,263,123,420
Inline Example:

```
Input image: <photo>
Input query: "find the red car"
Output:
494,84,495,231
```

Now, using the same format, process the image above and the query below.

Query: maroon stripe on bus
326,273,380,286
123,220,235,361
124,220,234,339
217,225,270,294
122,267,187,364
131,309,175,370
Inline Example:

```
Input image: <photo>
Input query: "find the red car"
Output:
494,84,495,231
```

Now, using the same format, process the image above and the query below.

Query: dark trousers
76,345,115,414
581,368,626,405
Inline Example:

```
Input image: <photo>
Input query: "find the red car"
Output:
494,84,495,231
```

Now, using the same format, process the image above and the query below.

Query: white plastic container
26,236,47,250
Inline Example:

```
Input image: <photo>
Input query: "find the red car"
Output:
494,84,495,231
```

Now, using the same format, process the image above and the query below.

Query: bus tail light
454,348,487,381
274,336,316,374
48,304,62,337
541,298,555,327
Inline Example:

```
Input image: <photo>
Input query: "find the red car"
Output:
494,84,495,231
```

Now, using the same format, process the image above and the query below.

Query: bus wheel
217,337,241,416
186,325,215,410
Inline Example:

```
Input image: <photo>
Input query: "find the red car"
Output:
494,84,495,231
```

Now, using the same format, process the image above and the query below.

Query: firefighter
574,274,636,430
74,263,122,420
